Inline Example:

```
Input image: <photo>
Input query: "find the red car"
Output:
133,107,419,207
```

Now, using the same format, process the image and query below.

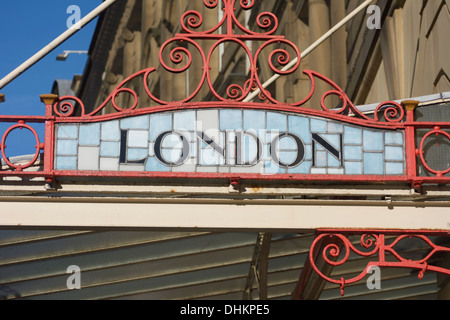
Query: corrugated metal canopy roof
0,229,445,300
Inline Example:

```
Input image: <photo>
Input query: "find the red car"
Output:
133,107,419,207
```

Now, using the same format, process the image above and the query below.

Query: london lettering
120,129,343,169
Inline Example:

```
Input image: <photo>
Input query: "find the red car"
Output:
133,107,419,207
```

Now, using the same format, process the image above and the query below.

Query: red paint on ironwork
0,121,42,171
308,230,450,296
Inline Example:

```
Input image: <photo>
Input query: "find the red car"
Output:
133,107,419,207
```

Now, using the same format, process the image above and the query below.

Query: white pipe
0,0,118,90
243,0,375,102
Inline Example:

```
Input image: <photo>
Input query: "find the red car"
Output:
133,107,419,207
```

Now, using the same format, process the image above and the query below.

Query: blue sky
0,0,101,157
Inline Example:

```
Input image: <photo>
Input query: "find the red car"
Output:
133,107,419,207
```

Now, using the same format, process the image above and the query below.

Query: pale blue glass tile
344,145,362,161
100,141,120,157
310,119,326,133
314,143,325,151
363,130,383,152
121,115,149,130
385,146,404,161
128,148,148,162
267,112,287,131
162,133,185,148
264,161,285,174
128,130,149,148
345,161,362,175
101,120,120,141
327,121,343,133
199,148,219,165
150,113,172,140
278,135,298,150
344,126,362,145
148,142,155,157
244,110,265,131
363,153,384,175
328,153,341,167
242,135,258,163
56,140,77,156
315,150,327,167
263,143,271,161
304,144,312,161
220,110,242,130
288,161,311,174
385,131,404,145
161,148,183,164
55,156,77,170
385,162,404,175
79,123,100,146
174,111,195,131
278,151,298,165
289,116,311,143
57,125,78,139
145,157,170,172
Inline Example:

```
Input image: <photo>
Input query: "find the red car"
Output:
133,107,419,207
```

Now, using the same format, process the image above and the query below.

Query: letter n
311,133,343,167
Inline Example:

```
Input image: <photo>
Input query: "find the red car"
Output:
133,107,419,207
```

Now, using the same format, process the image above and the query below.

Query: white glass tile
128,130,149,148
78,146,100,170
197,110,219,131
100,158,119,171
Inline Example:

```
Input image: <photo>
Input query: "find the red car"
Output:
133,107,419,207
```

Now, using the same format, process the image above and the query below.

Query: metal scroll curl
310,232,450,296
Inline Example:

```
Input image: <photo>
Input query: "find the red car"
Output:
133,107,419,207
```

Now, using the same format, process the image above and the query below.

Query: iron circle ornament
1,121,42,171
418,126,450,177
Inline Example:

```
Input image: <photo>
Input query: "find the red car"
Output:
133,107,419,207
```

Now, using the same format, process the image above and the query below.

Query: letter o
270,133,305,168
154,131,190,166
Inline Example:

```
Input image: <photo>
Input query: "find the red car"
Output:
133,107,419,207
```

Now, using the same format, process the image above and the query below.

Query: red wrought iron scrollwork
52,0,404,123
417,125,450,177
309,231,450,296
0,117,47,173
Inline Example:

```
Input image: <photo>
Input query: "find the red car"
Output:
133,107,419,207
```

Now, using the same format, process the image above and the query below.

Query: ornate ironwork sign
0,0,448,188
1,0,449,188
